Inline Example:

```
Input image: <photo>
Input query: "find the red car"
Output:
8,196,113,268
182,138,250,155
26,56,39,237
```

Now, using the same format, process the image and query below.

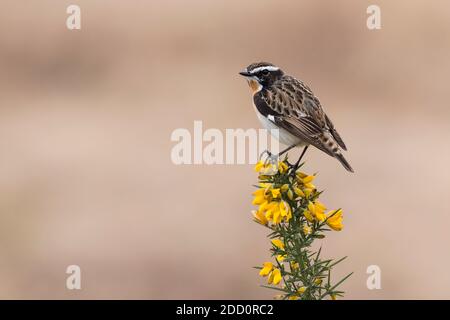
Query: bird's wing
254,77,343,157
325,114,347,151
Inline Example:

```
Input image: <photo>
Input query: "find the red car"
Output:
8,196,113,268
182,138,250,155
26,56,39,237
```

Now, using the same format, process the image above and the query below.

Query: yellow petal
259,262,273,276
303,209,315,222
303,224,312,235
326,209,344,231
315,210,327,222
268,271,274,284
272,208,281,224
296,171,307,179
271,239,285,250
279,202,287,217
272,268,282,285
252,195,266,206
281,184,289,192
302,175,315,184
254,161,265,172
307,201,316,214
297,286,307,294
304,183,315,190
278,161,288,174
294,187,305,198
315,200,327,211
258,201,269,213
252,210,268,225
276,254,286,262
271,188,281,199
287,189,294,200
304,188,312,198
252,188,265,197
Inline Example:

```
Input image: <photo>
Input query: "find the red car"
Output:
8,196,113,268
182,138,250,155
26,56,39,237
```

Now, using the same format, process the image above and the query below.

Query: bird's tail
335,153,354,173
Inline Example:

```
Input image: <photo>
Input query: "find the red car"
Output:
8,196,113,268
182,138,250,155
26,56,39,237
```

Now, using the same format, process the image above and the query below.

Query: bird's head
239,62,284,93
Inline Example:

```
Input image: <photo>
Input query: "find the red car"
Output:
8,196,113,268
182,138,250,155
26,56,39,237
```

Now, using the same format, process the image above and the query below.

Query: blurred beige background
0,0,449,299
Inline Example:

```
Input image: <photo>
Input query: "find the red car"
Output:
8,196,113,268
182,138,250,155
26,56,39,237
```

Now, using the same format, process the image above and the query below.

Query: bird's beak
239,71,252,77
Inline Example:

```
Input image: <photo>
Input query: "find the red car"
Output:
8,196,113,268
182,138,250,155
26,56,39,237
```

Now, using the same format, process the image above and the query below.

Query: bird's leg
259,149,272,161
293,145,309,170
260,144,297,166
278,144,297,157
277,144,298,166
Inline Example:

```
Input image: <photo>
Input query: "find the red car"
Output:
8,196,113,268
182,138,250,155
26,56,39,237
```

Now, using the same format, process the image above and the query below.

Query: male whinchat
240,62,353,172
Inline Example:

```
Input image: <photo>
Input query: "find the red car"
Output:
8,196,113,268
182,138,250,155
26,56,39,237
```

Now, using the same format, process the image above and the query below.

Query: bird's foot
259,150,279,175
260,150,278,166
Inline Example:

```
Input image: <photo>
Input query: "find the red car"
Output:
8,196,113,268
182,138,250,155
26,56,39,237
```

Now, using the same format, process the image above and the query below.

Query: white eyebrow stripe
250,66,280,73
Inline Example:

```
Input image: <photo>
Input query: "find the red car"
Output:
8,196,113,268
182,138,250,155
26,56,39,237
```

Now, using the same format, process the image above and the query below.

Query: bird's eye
261,69,270,75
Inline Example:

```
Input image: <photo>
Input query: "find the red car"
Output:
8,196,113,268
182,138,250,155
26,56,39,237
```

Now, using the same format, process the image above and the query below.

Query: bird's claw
258,150,279,175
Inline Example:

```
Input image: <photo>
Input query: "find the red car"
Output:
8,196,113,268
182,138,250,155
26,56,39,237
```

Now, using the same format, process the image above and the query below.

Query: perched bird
239,62,353,172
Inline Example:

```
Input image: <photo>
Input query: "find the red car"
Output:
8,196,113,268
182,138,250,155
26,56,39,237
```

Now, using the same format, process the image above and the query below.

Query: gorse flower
259,262,273,276
326,209,344,231
271,239,285,250
259,262,282,285
252,157,352,300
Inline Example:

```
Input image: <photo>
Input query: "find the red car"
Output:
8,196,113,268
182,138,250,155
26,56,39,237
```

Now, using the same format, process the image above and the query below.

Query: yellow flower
294,187,305,198
303,208,314,223
255,161,278,175
278,161,288,174
326,209,344,231
302,175,315,184
313,201,327,222
290,262,299,270
307,201,316,214
287,189,294,200
264,201,279,222
259,262,273,276
302,224,312,235
272,207,282,224
279,201,289,217
252,188,267,205
296,171,307,179
276,254,286,262
258,200,269,212
288,295,299,300
268,268,282,285
280,184,289,192
304,188,313,198
271,188,281,199
252,210,268,225
308,201,326,222
314,278,323,285
315,200,326,211
254,161,265,172
297,286,307,294
331,294,337,300
271,239,285,250
304,182,316,190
